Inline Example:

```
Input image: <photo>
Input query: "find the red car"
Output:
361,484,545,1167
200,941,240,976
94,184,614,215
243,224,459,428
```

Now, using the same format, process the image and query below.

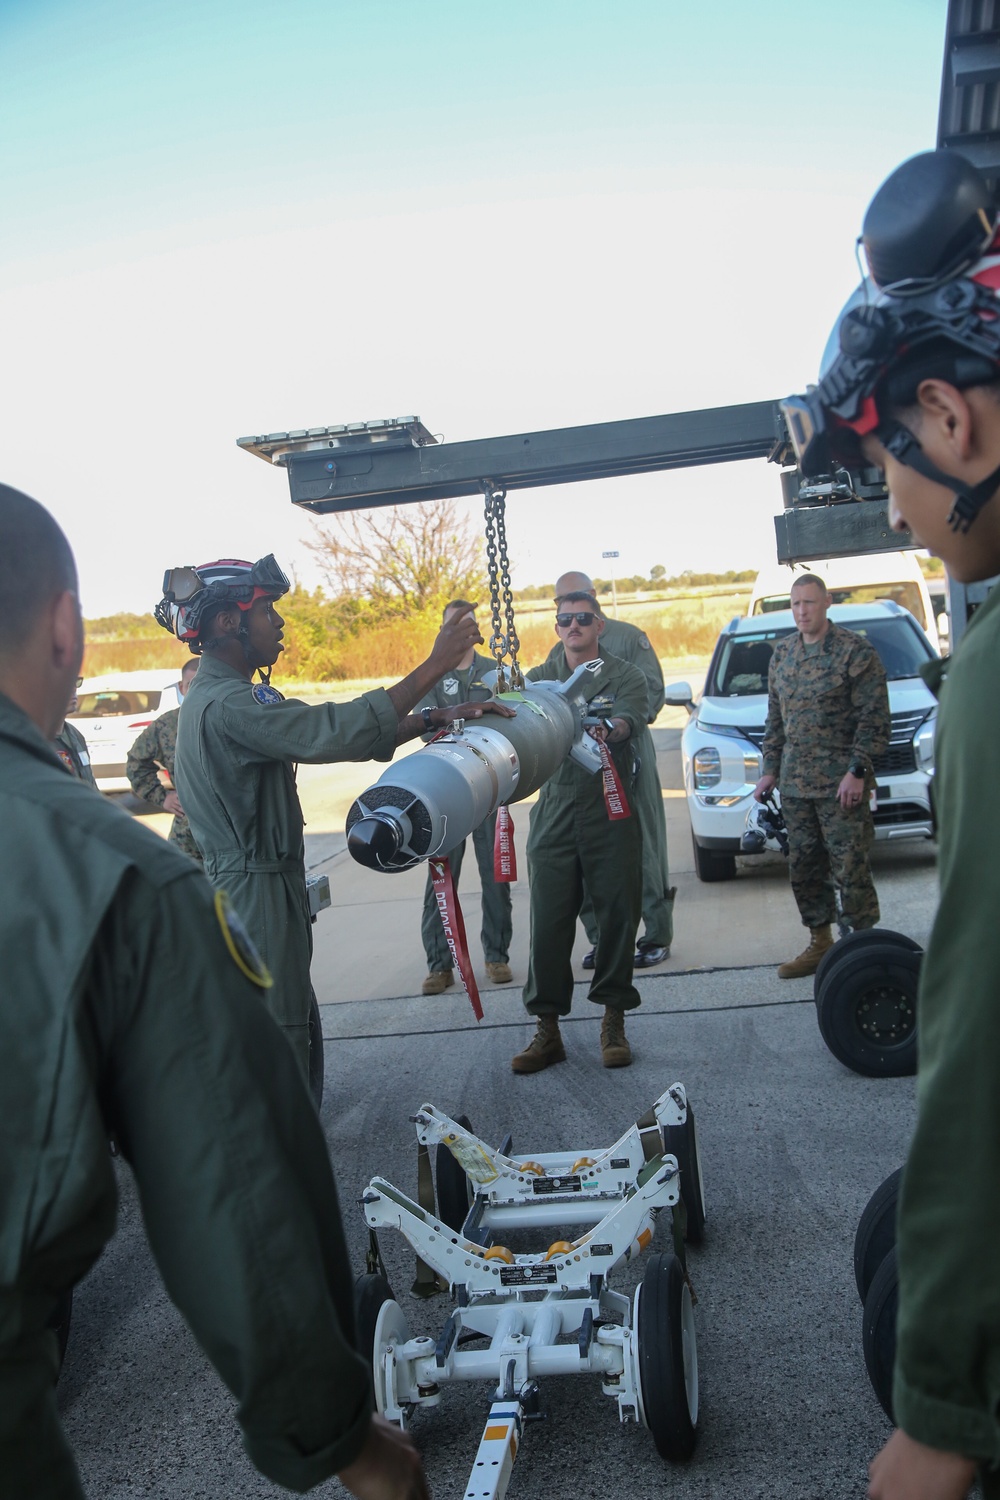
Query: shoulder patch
252,682,285,706
214,889,273,989
639,634,651,649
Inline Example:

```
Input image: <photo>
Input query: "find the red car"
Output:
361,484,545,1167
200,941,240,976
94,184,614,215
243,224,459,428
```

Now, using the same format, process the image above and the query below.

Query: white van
747,552,942,653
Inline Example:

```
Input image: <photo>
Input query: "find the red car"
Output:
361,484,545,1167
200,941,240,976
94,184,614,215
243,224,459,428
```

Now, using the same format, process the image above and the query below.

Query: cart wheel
435,1113,474,1232
354,1273,410,1416
862,1248,898,1422
47,1288,73,1374
661,1103,706,1244
815,941,920,1077
308,988,324,1109
854,1168,903,1302
635,1252,698,1461
813,927,922,1002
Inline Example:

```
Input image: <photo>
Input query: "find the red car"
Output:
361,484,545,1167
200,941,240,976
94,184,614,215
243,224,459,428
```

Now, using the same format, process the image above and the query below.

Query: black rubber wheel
815,942,920,1077
691,834,736,883
435,1114,474,1232
813,928,923,1003
854,1168,904,1303
308,989,324,1109
637,1252,698,1461
354,1272,396,1369
862,1248,898,1421
47,1289,73,1374
662,1104,706,1245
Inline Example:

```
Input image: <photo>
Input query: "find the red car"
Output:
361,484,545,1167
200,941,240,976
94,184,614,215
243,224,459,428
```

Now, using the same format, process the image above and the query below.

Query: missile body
346,663,604,872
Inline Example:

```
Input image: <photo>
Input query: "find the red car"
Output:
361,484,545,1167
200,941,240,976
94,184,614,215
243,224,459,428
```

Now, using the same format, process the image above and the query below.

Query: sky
0,0,948,617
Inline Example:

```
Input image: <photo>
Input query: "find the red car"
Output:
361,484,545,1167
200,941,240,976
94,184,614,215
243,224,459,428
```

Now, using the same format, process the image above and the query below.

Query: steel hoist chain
482,482,523,692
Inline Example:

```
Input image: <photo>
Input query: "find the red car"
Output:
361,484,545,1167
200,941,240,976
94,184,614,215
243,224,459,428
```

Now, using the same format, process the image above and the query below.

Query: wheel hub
855,984,915,1044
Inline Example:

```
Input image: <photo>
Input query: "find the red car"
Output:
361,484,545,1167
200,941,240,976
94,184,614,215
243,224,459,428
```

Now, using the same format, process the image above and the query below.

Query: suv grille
740,712,927,775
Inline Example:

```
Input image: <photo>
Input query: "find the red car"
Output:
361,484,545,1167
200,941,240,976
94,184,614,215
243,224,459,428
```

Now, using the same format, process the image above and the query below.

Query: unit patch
443,677,460,696
252,682,285,705
214,889,273,988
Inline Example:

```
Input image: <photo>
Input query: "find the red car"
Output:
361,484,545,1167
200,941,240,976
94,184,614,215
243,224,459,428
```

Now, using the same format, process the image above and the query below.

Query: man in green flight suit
754,573,890,978
162,556,511,1081
126,655,202,860
548,570,675,968
0,484,429,1500
783,149,1000,1500
513,595,647,1072
416,598,513,994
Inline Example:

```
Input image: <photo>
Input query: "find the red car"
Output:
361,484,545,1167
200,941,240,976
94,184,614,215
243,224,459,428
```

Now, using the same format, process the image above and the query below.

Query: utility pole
602,550,619,619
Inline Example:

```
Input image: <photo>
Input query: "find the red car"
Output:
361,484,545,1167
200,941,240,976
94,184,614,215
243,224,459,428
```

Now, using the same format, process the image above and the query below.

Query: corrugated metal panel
938,0,1000,198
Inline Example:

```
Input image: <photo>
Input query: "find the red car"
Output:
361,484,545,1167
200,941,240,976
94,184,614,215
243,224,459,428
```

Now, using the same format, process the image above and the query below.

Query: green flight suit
522,649,646,1015
0,691,372,1499
891,584,1000,1492
762,622,890,931
125,706,203,861
52,720,97,788
547,617,674,948
416,652,513,971
175,654,398,1078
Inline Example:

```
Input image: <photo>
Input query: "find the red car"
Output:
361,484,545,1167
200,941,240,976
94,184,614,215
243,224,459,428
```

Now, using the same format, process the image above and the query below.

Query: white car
666,602,938,882
68,669,186,794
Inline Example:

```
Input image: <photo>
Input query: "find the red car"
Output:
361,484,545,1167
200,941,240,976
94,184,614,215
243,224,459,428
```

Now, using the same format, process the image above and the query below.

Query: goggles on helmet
155,554,290,643
781,150,1000,534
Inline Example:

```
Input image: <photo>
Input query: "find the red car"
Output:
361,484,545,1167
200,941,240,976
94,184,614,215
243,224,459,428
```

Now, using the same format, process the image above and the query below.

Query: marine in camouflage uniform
126,706,203,862
762,616,890,940
547,579,675,963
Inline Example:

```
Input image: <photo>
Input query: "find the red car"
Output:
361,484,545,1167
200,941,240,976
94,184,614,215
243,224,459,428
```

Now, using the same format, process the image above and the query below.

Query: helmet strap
257,664,272,686
881,420,1000,533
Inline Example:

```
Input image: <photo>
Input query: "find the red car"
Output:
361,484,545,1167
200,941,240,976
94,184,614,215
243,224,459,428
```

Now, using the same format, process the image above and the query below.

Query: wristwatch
421,707,435,731
848,760,866,778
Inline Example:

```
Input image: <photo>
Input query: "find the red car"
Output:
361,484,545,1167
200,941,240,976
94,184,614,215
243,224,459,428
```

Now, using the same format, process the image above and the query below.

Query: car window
72,690,162,717
706,616,935,696
754,581,927,628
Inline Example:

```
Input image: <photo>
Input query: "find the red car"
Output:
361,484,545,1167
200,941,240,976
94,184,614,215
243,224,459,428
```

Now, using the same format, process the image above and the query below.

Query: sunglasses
556,611,597,627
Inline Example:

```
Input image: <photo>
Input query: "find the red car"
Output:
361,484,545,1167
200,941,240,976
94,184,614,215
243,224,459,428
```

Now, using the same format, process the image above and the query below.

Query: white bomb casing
346,662,604,872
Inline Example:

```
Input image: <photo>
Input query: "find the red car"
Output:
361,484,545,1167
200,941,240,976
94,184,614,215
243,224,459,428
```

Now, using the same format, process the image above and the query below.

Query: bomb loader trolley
356,1085,705,1499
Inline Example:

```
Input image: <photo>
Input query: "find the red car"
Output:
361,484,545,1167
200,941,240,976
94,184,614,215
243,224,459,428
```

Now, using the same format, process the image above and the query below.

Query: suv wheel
691,834,736,883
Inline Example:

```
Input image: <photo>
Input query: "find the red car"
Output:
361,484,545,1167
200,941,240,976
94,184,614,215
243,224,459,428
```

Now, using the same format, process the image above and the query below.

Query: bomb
346,663,604,872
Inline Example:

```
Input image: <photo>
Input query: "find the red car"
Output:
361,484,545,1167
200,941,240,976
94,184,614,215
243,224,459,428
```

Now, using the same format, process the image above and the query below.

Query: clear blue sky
0,0,947,615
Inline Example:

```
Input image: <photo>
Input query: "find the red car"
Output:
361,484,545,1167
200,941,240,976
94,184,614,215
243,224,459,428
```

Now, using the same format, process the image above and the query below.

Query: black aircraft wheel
815,942,920,1077
862,1248,898,1422
854,1168,904,1303
813,928,922,1002
435,1114,474,1232
308,989,324,1109
636,1252,699,1461
661,1103,706,1245
47,1289,73,1374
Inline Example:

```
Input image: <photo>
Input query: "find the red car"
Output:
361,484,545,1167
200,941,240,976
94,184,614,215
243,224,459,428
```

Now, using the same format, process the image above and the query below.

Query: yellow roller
518,1162,545,1176
544,1240,574,1260
484,1245,514,1264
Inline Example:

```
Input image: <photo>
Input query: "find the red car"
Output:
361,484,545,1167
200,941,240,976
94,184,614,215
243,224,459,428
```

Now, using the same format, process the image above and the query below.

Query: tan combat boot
511,1014,566,1074
422,969,454,996
600,1007,632,1068
777,925,834,980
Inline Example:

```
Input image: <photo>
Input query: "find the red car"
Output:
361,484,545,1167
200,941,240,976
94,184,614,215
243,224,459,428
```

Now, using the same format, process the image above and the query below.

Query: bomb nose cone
348,815,402,869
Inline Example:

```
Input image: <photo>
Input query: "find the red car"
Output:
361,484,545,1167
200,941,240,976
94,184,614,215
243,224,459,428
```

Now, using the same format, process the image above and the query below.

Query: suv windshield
754,581,928,629
706,616,935,697
72,690,162,717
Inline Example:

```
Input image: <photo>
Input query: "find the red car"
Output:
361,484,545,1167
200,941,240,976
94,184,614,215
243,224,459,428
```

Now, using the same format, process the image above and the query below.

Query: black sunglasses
556,611,597,627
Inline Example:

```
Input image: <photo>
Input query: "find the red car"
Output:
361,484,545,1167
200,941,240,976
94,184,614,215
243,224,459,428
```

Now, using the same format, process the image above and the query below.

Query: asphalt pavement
58,720,944,1500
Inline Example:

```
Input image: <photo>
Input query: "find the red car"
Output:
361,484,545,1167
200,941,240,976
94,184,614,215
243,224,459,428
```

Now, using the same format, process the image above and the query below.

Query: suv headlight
914,710,936,771
693,746,722,789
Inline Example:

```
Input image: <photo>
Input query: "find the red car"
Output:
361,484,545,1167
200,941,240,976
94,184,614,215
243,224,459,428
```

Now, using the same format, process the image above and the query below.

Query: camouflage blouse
126,707,203,862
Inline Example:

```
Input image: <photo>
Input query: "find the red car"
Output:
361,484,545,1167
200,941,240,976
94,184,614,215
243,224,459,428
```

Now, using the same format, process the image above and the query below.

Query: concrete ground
59,722,944,1499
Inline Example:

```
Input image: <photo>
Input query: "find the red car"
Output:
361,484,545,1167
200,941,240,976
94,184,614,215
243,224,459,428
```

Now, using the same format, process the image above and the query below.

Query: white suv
68,670,186,794
666,602,938,882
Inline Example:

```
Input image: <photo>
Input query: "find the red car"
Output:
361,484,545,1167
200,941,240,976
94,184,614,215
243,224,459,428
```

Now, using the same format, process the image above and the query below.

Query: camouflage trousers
782,794,879,932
